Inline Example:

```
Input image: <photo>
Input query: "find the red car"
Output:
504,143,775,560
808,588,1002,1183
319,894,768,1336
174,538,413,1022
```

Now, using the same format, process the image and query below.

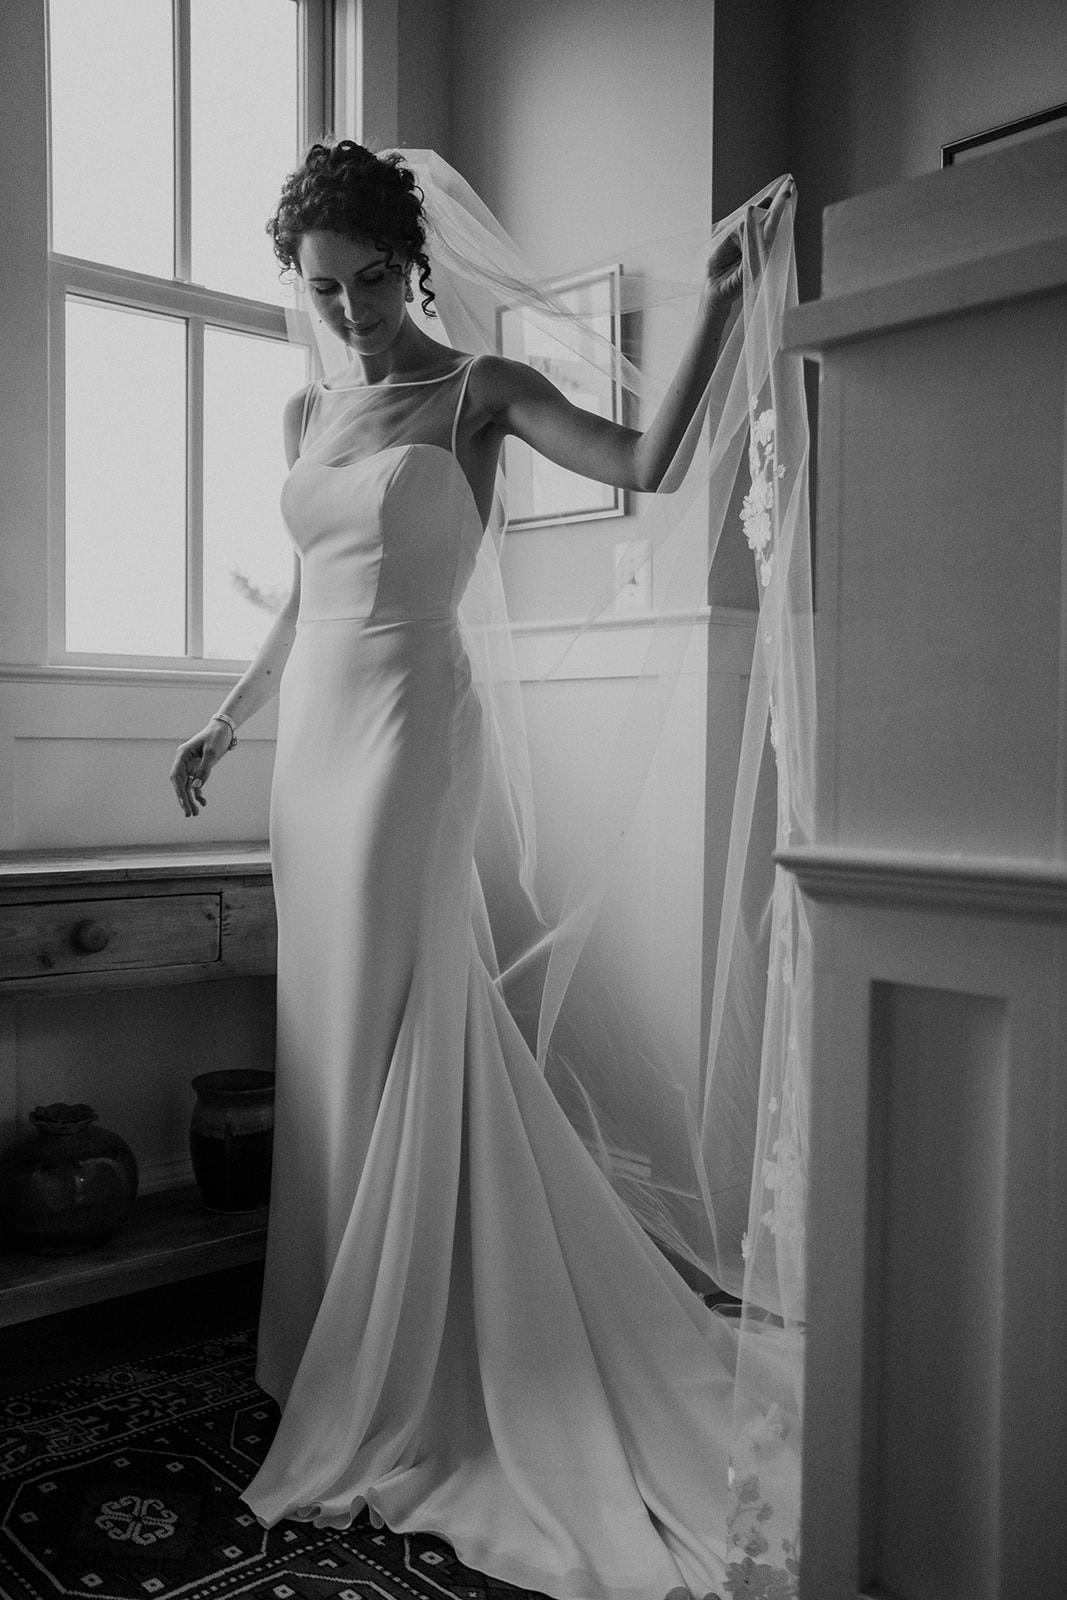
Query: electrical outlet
614,541,652,614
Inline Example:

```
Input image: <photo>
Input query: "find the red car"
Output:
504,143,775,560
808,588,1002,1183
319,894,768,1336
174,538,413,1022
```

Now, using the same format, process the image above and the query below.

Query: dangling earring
405,280,414,303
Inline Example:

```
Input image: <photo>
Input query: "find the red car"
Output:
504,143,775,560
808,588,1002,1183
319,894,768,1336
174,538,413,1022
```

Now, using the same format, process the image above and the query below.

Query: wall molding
1,607,759,691
785,234,1067,353
777,844,1067,921
508,604,748,637
511,606,755,682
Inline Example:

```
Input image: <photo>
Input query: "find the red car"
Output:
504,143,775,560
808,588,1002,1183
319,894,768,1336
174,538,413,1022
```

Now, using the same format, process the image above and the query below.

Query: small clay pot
0,1103,139,1255
189,1070,275,1213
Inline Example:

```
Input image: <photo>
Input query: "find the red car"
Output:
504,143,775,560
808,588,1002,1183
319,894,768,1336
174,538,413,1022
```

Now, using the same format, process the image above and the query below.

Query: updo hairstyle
267,141,436,315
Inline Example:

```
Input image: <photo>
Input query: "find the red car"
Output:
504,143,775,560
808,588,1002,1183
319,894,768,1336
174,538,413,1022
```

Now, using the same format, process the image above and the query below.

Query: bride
169,141,794,1600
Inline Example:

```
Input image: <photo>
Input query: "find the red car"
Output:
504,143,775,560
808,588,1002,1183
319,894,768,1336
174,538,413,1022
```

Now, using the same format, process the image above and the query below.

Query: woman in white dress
169,142,792,1600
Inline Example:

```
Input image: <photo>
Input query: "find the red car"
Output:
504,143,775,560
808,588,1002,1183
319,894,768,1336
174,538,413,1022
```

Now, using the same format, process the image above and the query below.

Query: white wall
448,0,749,1088
452,0,713,270
785,0,1067,300
396,0,453,152
356,0,454,153
452,0,716,623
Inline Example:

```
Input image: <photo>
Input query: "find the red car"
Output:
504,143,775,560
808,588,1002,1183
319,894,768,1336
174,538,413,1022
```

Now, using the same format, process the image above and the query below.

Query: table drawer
221,882,278,970
0,894,221,982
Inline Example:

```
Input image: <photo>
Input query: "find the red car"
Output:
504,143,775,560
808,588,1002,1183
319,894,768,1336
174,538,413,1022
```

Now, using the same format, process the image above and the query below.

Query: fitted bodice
280,361,485,623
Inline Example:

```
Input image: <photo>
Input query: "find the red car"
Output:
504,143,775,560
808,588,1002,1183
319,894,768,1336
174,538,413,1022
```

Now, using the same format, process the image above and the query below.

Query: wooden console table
0,843,277,1327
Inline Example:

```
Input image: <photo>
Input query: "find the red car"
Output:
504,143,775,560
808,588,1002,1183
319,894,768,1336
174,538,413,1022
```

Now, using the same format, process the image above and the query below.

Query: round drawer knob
71,919,110,953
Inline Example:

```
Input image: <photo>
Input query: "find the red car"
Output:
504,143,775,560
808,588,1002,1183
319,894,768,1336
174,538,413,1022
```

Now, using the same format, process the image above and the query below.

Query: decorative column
781,130,1067,1600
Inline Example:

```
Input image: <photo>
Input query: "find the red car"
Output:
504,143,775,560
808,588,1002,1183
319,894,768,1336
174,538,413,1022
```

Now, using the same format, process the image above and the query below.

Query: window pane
65,299,187,656
49,0,173,278
190,0,299,303
202,328,307,660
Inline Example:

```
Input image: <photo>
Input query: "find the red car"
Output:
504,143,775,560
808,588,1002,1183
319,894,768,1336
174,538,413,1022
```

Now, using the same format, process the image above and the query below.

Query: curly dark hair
267,140,436,316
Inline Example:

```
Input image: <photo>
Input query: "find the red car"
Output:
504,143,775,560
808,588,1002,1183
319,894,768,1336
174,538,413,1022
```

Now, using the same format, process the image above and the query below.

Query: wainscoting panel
798,895,1066,1600
0,672,280,851
869,981,1008,1600
11,736,276,849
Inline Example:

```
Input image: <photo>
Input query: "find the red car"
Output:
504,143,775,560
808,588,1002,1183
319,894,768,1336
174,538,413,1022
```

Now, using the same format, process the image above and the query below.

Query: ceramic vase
189,1069,275,1213
0,1102,139,1255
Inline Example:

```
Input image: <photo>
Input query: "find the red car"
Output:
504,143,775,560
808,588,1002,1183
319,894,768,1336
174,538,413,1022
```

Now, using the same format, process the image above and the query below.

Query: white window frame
45,0,333,673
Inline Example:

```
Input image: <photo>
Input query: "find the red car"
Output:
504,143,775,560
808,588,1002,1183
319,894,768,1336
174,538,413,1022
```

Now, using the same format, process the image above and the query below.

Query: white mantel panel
786,126,1067,1600
827,295,1067,856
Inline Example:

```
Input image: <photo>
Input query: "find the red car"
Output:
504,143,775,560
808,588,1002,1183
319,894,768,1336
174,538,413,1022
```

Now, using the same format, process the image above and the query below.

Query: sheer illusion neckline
321,359,475,393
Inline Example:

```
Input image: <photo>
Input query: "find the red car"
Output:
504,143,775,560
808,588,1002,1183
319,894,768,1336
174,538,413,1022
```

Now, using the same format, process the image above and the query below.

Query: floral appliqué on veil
723,1407,801,1599
726,392,805,1600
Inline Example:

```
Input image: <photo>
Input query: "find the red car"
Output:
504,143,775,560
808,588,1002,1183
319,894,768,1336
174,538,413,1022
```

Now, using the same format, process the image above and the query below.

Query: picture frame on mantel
942,101,1067,167
496,264,626,530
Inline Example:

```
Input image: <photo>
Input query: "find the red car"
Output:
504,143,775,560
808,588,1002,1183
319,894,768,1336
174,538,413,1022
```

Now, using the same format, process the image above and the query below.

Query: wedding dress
238,142,814,1599
240,356,740,1600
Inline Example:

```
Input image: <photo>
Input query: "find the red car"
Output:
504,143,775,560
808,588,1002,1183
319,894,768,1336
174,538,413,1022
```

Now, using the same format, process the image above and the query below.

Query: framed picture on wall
496,264,626,529
942,101,1067,166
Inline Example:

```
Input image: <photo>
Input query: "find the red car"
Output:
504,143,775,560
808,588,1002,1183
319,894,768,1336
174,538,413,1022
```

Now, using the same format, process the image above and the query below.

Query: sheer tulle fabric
282,150,813,1586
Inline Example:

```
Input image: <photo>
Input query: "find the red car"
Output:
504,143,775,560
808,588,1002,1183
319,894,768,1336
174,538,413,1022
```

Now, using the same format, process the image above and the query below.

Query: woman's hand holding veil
622,173,795,495
704,175,795,310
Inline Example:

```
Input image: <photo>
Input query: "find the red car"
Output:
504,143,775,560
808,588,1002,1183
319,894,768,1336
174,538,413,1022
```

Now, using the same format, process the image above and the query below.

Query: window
47,0,330,667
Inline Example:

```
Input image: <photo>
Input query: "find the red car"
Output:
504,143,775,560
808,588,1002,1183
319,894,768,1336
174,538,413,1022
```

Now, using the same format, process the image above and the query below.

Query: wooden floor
0,1262,264,1399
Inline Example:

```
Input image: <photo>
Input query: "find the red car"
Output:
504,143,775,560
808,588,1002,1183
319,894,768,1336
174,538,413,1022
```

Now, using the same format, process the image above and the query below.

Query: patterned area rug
0,1328,547,1600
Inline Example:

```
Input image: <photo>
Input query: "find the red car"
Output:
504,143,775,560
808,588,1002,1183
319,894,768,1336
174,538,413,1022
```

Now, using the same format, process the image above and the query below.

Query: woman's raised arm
485,178,793,494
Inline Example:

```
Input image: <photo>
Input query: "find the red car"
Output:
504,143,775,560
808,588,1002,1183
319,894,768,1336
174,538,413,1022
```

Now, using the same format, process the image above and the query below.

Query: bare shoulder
466,353,559,431
282,383,315,467
283,384,313,428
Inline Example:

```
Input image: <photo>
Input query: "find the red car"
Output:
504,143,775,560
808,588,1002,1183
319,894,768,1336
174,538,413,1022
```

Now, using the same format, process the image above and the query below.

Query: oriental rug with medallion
0,1328,547,1600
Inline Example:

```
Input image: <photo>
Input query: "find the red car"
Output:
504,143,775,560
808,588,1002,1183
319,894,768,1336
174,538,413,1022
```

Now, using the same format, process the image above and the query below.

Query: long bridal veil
288,149,813,1591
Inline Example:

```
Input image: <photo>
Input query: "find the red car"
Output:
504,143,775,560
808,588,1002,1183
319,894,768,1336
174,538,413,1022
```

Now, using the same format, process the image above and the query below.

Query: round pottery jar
0,1102,139,1255
189,1070,275,1213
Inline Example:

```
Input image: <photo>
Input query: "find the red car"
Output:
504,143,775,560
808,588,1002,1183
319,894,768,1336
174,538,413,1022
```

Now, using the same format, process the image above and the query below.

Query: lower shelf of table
0,1185,268,1328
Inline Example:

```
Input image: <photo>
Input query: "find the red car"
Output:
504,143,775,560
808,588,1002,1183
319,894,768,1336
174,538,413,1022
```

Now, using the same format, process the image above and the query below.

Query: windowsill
0,662,246,687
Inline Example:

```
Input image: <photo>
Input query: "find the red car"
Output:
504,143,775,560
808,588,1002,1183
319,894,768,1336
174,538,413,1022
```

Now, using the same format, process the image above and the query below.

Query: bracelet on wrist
210,713,238,752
